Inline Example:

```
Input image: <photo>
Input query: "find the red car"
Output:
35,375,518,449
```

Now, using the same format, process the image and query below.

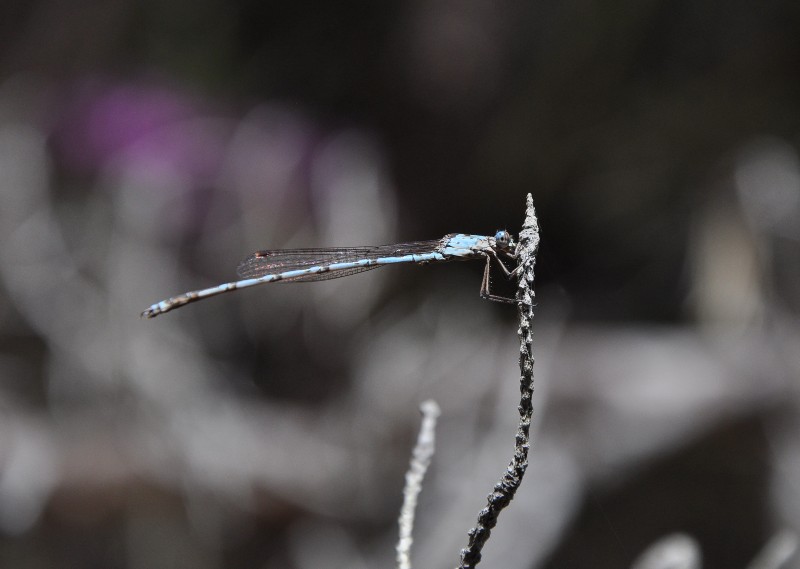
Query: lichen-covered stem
458,194,540,569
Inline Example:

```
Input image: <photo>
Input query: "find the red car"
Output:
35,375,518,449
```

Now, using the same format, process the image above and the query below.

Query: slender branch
397,400,442,569
457,194,540,569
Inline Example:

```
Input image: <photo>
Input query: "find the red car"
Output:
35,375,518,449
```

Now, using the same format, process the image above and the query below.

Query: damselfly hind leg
479,256,517,304
486,248,517,277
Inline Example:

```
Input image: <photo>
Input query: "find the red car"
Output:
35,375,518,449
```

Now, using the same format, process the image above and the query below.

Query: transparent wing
236,239,445,280
273,264,382,283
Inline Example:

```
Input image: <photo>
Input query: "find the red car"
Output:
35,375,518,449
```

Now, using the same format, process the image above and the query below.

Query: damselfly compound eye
494,230,512,248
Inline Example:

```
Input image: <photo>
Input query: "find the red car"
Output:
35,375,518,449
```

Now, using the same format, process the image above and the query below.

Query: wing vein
236,239,444,279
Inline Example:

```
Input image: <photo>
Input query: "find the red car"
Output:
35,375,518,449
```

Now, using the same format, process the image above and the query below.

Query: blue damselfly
142,230,518,318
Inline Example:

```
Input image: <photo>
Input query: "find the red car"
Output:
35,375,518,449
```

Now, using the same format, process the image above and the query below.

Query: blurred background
0,1,799,568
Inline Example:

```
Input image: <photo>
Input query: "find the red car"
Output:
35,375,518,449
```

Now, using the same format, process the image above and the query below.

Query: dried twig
458,194,540,569
397,400,441,569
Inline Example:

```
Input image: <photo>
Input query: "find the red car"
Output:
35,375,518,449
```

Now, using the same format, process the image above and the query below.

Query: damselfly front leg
479,252,519,304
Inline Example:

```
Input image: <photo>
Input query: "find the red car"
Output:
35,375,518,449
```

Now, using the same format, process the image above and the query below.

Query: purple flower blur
54,79,228,184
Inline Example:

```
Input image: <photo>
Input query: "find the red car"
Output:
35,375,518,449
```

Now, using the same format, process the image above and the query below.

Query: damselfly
141,230,519,318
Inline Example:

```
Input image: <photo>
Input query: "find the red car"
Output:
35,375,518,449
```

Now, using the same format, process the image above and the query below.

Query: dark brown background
0,1,798,568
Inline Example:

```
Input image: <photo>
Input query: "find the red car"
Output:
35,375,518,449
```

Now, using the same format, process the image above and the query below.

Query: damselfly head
493,229,514,249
